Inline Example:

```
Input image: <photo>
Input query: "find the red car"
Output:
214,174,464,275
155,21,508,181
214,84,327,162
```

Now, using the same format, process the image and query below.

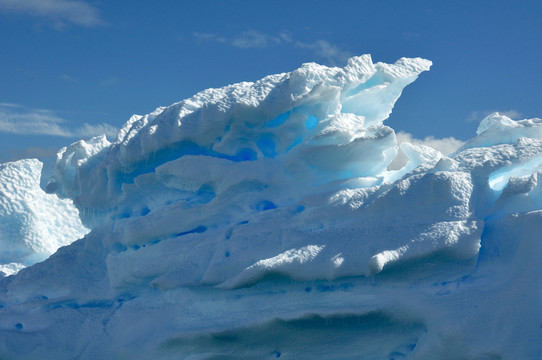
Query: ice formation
0,159,88,276
1,55,542,359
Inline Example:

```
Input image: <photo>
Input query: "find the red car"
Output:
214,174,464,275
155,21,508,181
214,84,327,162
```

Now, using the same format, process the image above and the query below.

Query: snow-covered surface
1,55,542,359
0,159,88,276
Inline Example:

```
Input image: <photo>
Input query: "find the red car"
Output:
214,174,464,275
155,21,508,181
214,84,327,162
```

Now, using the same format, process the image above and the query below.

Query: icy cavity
0,159,88,276
1,56,542,359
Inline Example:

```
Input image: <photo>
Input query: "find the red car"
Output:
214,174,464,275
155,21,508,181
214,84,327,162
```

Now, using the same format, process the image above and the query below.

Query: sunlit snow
0,55,541,359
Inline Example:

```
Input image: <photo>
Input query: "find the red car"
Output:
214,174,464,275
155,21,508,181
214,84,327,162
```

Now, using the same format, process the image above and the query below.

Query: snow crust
1,55,542,359
0,159,88,275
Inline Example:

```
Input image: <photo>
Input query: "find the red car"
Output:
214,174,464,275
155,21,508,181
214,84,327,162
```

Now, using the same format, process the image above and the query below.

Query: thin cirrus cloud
193,30,352,65
0,104,118,139
0,0,104,28
60,74,78,83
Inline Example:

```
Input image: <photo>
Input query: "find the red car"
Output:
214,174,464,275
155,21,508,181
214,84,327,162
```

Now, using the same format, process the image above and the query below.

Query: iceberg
0,55,541,359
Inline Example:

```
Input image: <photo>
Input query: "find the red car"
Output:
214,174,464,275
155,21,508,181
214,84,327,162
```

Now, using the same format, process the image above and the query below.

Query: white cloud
0,102,22,108
99,76,119,87
193,32,228,44
231,30,281,49
193,30,351,65
195,30,282,49
467,109,523,123
0,107,72,136
0,104,117,139
0,0,104,28
77,122,118,139
293,39,352,65
388,131,465,170
60,74,78,82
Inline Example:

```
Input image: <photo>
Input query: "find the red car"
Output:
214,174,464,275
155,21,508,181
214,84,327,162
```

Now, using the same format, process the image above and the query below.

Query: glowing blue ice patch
257,135,276,158
305,115,318,130
267,111,290,128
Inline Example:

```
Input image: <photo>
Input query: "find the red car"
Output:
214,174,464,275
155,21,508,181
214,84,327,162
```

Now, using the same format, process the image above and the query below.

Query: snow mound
0,159,88,275
1,55,542,359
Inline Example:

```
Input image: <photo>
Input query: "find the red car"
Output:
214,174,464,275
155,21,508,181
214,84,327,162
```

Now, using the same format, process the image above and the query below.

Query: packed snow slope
1,55,542,359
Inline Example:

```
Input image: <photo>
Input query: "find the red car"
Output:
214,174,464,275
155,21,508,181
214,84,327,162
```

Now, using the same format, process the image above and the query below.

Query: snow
1,55,542,359
0,159,88,274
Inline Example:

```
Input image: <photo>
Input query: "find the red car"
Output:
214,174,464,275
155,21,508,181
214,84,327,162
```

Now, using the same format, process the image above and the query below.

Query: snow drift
0,55,541,359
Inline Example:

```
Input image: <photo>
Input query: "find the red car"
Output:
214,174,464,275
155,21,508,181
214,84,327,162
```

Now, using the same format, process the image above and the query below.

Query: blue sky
0,0,541,163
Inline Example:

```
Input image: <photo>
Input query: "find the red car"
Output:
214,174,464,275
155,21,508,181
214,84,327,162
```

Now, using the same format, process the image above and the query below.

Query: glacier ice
0,159,88,276
1,55,542,359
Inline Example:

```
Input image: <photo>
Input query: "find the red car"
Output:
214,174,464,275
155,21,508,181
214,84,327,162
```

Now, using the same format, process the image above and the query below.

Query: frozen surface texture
0,159,88,276
1,55,541,359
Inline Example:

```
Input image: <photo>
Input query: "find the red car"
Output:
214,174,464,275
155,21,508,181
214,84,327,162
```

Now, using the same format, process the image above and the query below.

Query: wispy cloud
467,109,523,123
99,76,119,87
0,102,22,108
0,0,104,28
194,30,351,65
77,122,118,138
60,74,78,83
293,39,352,66
193,32,228,43
0,107,72,136
0,104,118,139
194,30,282,49
232,30,281,48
